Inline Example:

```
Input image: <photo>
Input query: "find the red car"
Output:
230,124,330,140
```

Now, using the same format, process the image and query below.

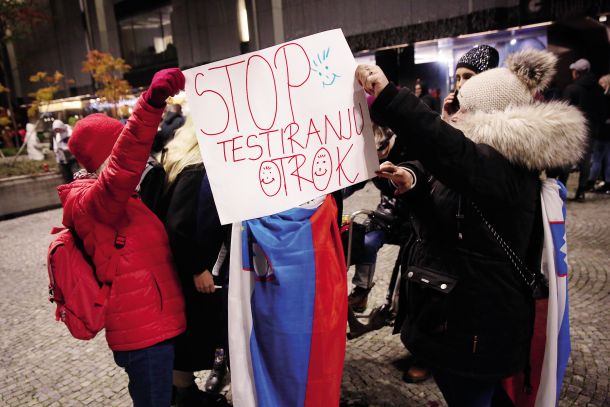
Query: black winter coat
161,164,227,371
601,91,610,141
372,84,586,379
563,72,605,139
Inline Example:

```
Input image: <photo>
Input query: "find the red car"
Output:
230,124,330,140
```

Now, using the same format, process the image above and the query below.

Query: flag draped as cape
228,195,347,407
503,178,571,407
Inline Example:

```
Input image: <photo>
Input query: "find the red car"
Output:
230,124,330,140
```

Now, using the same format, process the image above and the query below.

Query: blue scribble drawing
311,48,341,87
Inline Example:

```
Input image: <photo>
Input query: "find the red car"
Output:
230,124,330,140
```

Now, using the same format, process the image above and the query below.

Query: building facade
2,0,608,111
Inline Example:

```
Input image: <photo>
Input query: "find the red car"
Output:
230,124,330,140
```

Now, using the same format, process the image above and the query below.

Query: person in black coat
357,49,586,406
561,59,605,200
591,74,610,193
346,123,412,314
160,116,229,407
414,81,438,112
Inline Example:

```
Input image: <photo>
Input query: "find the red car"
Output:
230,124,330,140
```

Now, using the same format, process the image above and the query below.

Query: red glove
143,68,185,108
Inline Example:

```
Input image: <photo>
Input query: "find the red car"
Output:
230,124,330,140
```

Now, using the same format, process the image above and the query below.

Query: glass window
118,5,177,67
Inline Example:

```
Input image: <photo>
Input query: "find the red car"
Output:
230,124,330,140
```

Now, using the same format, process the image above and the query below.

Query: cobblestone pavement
0,181,608,406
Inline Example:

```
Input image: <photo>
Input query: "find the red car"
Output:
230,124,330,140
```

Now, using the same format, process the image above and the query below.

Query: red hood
57,180,95,228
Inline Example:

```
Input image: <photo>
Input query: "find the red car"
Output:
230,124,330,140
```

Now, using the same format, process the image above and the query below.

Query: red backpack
47,227,125,340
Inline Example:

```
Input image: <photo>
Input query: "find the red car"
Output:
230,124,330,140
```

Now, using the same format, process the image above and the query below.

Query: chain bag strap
471,202,548,299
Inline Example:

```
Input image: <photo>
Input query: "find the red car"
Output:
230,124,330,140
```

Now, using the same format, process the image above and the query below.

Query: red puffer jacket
58,97,185,351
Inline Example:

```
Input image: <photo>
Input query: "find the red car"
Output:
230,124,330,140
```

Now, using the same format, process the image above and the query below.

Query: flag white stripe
228,222,258,407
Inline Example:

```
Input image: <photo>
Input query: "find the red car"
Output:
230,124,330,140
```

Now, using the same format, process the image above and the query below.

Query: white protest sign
184,29,378,224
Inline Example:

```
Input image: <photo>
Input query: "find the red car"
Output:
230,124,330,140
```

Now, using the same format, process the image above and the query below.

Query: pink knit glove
142,68,185,108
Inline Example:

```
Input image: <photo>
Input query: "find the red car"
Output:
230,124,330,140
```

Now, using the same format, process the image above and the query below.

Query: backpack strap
94,231,126,306
135,156,158,193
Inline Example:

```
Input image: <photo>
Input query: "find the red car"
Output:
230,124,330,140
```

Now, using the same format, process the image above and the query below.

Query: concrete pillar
86,0,120,56
251,0,284,49
271,0,284,45
172,0,241,67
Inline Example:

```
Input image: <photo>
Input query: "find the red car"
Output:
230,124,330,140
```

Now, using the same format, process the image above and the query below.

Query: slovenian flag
503,178,571,406
228,195,347,407
536,178,571,406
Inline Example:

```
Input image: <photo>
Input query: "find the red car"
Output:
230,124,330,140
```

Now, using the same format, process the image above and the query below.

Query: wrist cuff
401,167,417,189
389,167,417,192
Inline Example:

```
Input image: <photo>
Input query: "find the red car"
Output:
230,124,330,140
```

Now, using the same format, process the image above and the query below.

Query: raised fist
143,68,185,108
355,64,389,98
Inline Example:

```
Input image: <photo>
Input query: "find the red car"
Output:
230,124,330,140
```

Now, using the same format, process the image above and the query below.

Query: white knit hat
52,119,66,130
458,49,557,113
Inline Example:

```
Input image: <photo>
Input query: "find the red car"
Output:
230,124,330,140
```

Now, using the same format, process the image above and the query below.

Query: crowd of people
42,42,609,407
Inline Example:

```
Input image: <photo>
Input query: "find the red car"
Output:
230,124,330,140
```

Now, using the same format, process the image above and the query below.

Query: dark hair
416,81,429,95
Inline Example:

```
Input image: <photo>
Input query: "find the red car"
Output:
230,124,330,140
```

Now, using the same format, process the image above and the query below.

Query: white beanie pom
505,49,557,92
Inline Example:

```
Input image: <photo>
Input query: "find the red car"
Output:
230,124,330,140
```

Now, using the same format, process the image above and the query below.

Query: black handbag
471,203,549,299
405,266,458,294
403,265,459,335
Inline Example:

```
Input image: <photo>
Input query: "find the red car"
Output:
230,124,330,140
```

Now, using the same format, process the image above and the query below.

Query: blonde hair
162,114,203,187
599,74,610,92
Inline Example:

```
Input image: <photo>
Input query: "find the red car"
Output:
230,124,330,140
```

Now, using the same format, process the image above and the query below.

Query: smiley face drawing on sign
259,161,282,197
311,48,341,88
312,147,332,191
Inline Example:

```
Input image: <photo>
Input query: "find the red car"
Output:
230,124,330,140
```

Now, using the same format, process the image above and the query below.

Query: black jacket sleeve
372,160,430,199
372,85,524,206
165,167,207,277
196,173,225,275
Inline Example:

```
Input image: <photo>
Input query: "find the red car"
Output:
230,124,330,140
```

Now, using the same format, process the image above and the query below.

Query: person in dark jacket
52,120,79,183
347,123,411,313
159,115,229,407
152,103,186,153
356,49,586,406
590,73,610,193
397,46,499,384
414,80,438,112
561,58,605,201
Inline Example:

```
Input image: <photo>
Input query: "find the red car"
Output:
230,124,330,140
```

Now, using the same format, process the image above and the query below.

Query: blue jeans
433,370,502,407
113,340,174,407
352,230,386,289
589,139,610,182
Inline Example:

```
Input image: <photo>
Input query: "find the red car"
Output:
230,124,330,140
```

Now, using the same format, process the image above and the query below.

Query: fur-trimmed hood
452,101,587,171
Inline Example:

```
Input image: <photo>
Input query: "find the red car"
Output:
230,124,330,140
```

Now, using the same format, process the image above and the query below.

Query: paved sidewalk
0,182,608,406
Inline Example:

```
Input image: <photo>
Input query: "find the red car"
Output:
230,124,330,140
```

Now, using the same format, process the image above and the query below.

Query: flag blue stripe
556,290,571,403
550,224,567,277
554,179,571,404
244,208,318,407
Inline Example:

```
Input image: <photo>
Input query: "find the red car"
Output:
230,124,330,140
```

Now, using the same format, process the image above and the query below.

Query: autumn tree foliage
82,50,131,116
27,70,74,118
0,0,47,34
0,82,9,126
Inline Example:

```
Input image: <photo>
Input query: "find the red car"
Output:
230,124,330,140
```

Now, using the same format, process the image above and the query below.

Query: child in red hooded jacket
59,68,186,406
